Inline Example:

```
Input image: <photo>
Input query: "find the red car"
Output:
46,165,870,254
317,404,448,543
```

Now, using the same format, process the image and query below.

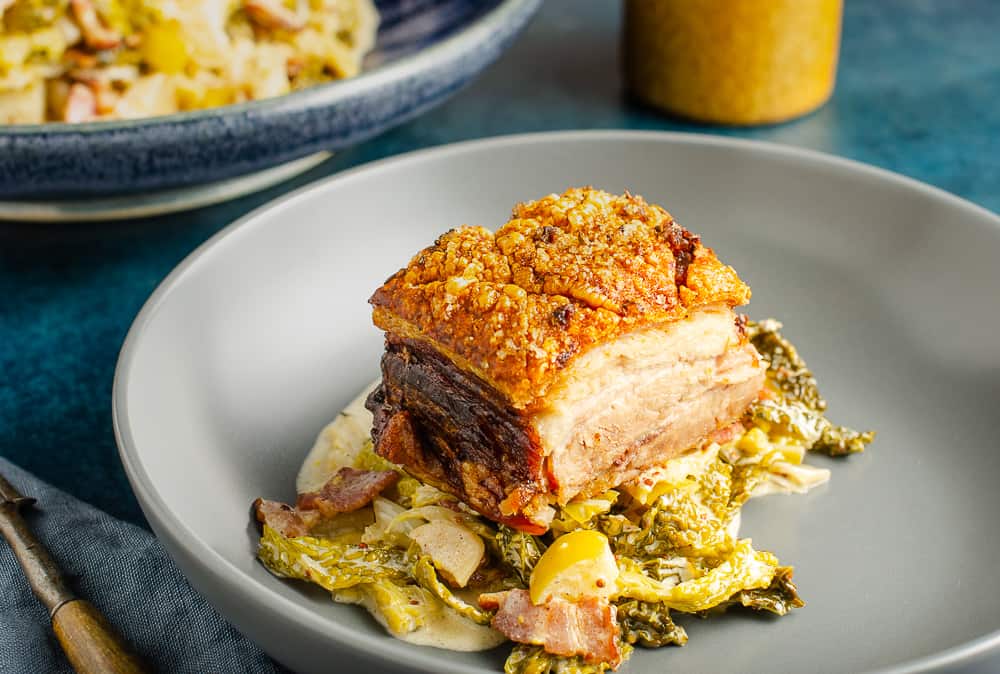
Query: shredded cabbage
257,525,409,592
496,525,546,586
504,643,633,674
704,565,805,617
616,600,688,647
721,426,831,504
253,317,873,669
359,580,433,635
746,319,875,456
550,491,618,533
616,539,779,613
413,556,494,626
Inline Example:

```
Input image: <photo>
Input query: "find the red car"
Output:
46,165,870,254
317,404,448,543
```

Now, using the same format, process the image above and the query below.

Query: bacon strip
479,589,622,667
63,48,100,70
253,498,320,537
708,420,746,445
296,467,399,517
70,0,122,50
255,467,399,537
243,0,307,32
63,83,97,123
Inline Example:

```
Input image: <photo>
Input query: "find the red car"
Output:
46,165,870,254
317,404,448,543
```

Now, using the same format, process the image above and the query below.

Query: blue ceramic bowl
0,0,540,199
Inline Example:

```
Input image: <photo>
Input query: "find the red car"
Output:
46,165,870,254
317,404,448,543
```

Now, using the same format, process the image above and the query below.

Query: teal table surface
2,1,999,524
3,2,999,671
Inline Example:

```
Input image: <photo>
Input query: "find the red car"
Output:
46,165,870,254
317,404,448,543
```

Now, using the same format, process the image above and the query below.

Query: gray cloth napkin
0,457,281,674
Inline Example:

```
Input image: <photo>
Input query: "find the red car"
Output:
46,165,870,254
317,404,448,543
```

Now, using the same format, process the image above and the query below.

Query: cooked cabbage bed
256,320,872,672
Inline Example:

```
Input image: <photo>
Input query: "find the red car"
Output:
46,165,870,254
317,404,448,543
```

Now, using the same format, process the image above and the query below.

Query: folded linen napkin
0,457,281,674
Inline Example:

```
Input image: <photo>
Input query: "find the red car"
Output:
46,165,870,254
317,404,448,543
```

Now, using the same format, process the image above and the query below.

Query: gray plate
113,131,1000,674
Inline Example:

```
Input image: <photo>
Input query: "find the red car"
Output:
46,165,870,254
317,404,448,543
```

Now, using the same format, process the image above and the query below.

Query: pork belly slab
366,188,765,532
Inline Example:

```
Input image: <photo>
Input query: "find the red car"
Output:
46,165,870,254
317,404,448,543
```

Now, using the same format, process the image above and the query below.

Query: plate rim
0,153,331,223
112,129,1000,674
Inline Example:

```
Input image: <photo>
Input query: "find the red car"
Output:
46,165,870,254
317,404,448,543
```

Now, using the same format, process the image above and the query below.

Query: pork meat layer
368,304,763,532
366,188,763,531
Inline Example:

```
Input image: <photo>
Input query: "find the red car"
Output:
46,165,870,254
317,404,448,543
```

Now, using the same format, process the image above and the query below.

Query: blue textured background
2,0,998,526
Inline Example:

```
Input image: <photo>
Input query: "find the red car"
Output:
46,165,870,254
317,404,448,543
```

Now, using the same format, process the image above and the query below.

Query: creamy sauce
333,586,505,651
750,462,831,498
727,510,742,539
296,382,378,493
361,593,505,651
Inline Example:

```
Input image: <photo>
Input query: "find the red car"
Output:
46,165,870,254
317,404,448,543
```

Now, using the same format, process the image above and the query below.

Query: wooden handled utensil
0,471,147,674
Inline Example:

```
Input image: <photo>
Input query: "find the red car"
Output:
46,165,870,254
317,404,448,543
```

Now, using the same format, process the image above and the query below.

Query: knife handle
51,599,148,674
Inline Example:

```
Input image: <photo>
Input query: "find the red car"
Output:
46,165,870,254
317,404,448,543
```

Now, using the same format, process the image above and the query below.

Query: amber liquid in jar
624,0,843,125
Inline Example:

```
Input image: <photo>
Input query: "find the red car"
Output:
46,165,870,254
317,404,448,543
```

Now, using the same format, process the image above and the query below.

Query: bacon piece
295,467,399,518
70,0,122,50
255,468,397,537
478,589,622,666
63,48,100,70
708,420,746,446
253,498,320,537
243,0,306,32
63,83,97,123
92,81,120,115
286,55,306,79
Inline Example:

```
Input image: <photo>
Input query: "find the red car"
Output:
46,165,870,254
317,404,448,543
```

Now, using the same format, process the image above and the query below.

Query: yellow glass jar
624,0,842,125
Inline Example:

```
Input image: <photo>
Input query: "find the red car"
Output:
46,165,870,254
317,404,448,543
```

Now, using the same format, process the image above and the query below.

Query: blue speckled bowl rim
113,130,1000,674
0,0,536,137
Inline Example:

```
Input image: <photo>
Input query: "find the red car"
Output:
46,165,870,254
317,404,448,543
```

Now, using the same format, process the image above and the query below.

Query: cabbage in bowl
0,0,377,123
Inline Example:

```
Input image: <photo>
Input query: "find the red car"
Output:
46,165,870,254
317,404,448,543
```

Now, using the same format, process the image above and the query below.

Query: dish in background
113,131,1000,674
0,0,541,214
0,0,377,124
